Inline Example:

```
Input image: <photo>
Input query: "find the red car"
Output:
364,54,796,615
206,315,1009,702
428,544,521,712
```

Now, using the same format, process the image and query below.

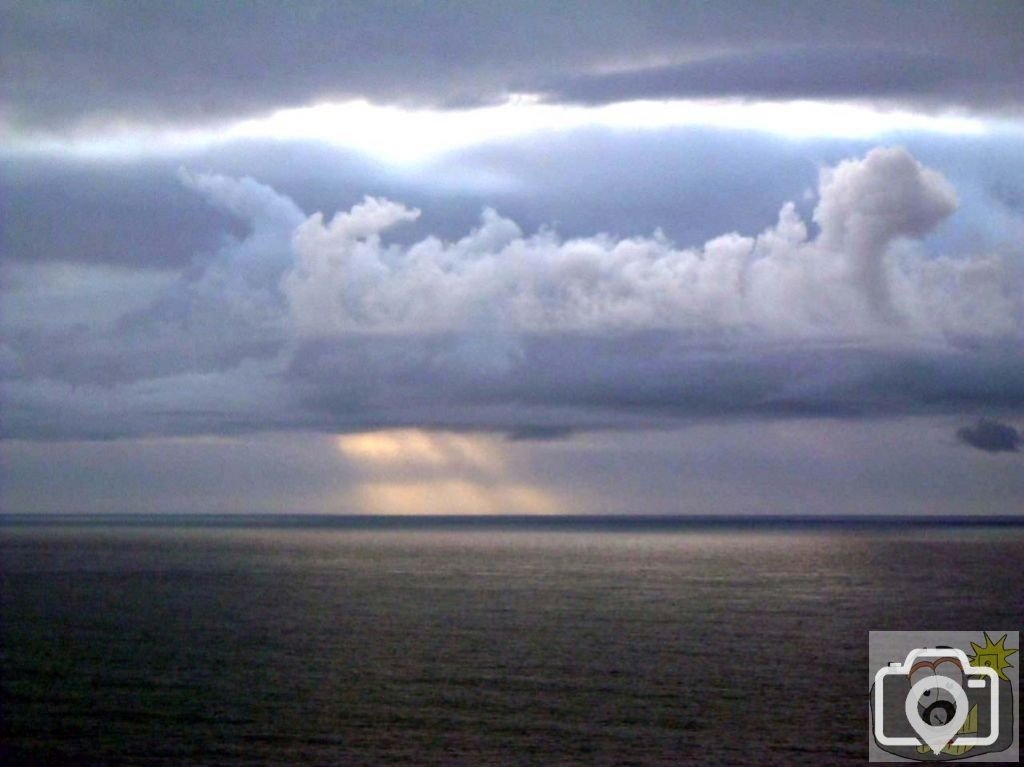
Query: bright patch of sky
4,96,997,165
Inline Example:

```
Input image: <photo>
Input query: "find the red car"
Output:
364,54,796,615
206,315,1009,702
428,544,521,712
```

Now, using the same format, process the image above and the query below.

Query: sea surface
1,516,1022,766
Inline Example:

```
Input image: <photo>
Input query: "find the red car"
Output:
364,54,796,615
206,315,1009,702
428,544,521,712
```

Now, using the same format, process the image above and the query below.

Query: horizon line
2,512,1022,528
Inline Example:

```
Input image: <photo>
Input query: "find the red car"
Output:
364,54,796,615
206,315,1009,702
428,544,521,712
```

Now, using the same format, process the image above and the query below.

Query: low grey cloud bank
1,147,1021,441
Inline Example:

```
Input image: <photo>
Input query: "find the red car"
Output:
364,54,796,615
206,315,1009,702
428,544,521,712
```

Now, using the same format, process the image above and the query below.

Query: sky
1,1,1022,516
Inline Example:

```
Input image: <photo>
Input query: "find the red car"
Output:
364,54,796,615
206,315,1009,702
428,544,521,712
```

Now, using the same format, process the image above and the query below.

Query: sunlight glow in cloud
6,96,991,165
335,430,501,472
334,430,556,514
336,430,450,467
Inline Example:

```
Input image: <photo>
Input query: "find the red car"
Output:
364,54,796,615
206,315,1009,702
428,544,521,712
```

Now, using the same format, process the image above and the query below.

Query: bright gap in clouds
234,98,988,163
8,96,991,165
334,429,559,515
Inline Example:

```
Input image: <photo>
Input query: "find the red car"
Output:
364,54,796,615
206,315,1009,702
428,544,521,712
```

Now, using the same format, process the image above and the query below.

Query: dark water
2,517,1022,766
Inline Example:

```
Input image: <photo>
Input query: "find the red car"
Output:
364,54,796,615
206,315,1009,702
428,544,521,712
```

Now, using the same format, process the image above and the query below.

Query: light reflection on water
2,523,1021,765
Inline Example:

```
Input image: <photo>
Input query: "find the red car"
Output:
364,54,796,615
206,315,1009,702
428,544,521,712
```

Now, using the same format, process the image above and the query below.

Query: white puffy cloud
275,146,1015,340
812,147,957,317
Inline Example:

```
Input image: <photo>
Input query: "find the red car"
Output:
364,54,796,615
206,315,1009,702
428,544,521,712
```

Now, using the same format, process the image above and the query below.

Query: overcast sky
2,1,1022,515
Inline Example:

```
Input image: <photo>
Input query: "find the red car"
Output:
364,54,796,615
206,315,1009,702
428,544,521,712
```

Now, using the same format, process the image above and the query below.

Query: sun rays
334,429,558,515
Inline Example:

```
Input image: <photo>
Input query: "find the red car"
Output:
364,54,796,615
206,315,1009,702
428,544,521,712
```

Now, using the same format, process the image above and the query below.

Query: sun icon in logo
969,632,1018,682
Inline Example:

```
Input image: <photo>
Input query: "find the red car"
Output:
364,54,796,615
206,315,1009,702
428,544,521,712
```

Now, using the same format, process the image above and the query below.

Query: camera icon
873,647,1000,755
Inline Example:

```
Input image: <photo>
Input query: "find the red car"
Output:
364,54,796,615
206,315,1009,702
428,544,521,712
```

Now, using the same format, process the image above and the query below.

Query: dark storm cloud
3,1,1022,132
545,47,1018,109
505,425,576,442
285,334,1024,429
956,419,1021,453
3,331,1023,441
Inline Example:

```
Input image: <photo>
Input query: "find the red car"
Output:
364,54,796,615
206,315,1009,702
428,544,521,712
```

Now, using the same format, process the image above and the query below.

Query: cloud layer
4,2,1022,133
545,47,1022,111
1,147,1021,441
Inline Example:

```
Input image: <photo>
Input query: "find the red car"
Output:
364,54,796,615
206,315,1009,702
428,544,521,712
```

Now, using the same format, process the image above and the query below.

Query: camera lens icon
911,660,969,727
905,674,970,754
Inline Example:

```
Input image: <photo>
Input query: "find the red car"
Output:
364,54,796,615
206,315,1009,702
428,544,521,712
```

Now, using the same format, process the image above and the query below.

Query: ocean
1,516,1021,765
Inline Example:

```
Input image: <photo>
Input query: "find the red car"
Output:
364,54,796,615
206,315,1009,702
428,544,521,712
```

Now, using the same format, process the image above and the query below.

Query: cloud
280,147,1008,339
3,3,1022,133
1,147,1021,441
956,419,1021,453
812,146,957,318
7,131,1022,272
505,426,576,442
544,47,1019,110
